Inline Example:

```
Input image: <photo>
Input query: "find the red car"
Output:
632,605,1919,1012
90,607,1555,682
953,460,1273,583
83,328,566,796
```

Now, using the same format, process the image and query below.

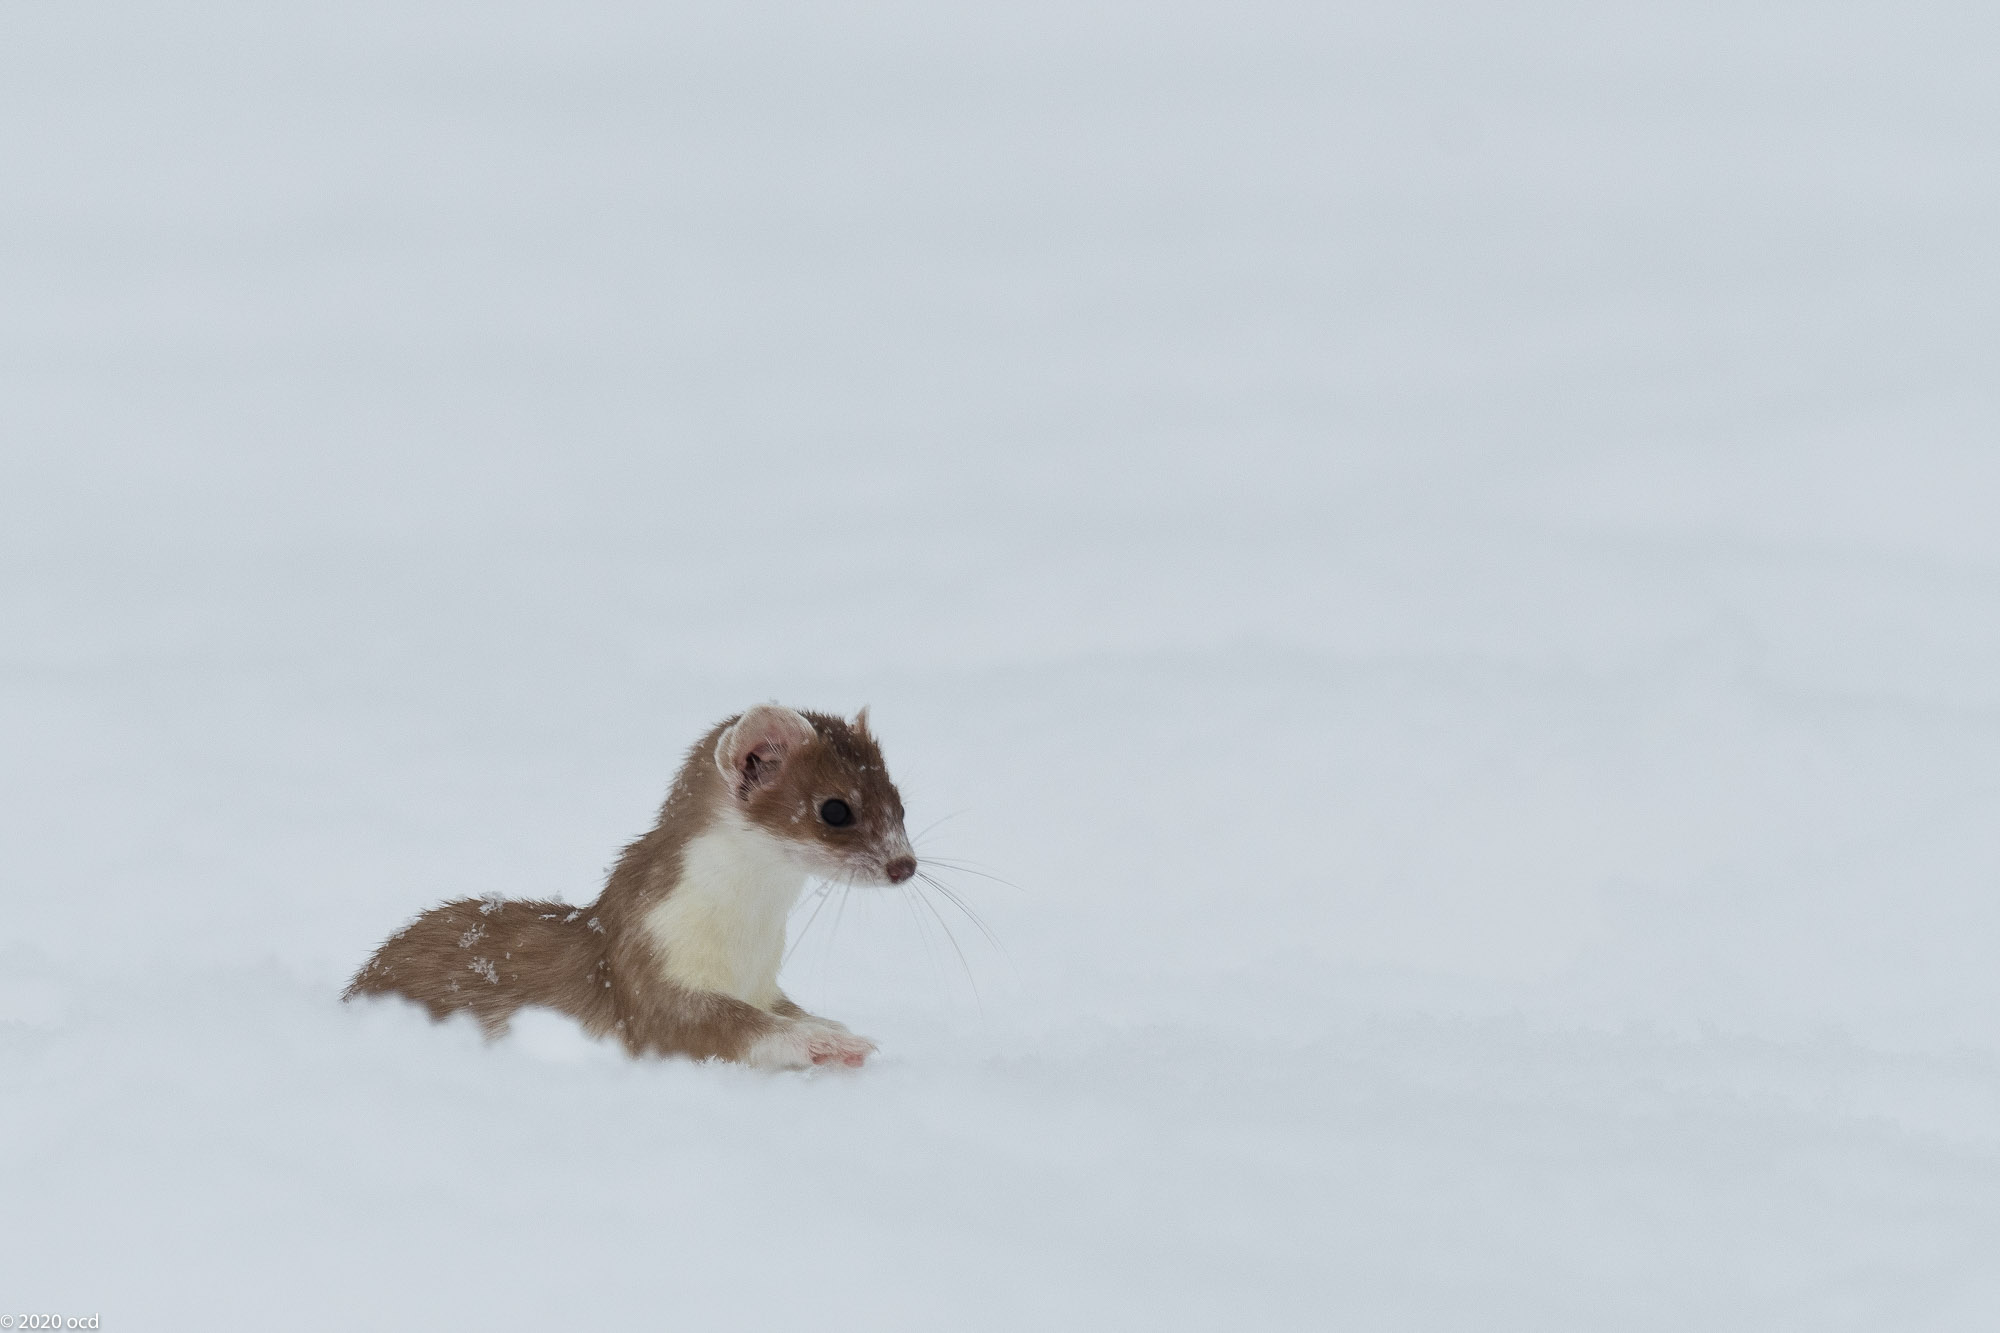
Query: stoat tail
343,898,616,1036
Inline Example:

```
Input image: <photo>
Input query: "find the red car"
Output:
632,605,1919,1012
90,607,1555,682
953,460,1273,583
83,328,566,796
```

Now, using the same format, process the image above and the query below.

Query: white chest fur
642,811,807,1010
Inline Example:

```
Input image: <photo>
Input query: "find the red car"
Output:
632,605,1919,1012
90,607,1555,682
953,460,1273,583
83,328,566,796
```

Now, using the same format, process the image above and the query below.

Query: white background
3,2,1998,1327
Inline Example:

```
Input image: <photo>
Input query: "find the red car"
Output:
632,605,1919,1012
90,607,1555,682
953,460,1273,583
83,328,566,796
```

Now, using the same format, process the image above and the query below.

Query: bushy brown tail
344,898,615,1036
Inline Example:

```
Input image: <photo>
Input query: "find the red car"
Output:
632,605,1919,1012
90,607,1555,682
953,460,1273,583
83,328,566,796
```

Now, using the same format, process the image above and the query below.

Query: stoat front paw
745,1020,877,1070
798,1018,873,1065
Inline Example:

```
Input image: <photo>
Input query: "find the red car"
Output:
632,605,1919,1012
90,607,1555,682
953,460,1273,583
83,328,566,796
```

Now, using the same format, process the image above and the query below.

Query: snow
3,1,1998,1327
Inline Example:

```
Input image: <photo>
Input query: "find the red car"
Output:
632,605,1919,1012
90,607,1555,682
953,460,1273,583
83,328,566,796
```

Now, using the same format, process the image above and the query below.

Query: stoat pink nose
886,856,916,883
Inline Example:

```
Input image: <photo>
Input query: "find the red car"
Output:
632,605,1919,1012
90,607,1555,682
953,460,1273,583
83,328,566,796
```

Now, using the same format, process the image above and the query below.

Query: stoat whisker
895,882,948,990
908,877,980,1001
912,809,969,844
916,870,1004,952
785,878,841,964
916,856,1022,892
829,872,858,950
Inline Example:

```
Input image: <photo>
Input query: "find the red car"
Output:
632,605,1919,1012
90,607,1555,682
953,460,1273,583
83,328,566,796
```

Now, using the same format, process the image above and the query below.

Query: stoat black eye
819,798,854,827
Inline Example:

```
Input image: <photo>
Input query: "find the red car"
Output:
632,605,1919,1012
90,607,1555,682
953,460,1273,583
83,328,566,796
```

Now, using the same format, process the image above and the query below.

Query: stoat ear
715,704,818,797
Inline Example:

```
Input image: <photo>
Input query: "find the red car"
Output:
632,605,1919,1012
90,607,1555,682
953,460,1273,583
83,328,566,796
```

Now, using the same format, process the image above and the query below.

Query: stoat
344,704,915,1069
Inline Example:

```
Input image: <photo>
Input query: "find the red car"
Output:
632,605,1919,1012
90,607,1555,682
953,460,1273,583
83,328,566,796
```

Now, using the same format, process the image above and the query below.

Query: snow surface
4,1,2000,1327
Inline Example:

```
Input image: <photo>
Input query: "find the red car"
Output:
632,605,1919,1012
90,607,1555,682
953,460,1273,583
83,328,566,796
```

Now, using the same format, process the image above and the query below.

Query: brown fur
344,707,912,1065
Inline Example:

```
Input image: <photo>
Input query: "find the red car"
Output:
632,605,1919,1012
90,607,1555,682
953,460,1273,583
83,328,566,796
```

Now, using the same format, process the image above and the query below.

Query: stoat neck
641,808,808,1010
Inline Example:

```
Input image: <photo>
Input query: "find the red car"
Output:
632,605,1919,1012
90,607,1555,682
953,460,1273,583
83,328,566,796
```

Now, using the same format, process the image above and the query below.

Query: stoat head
714,704,916,886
